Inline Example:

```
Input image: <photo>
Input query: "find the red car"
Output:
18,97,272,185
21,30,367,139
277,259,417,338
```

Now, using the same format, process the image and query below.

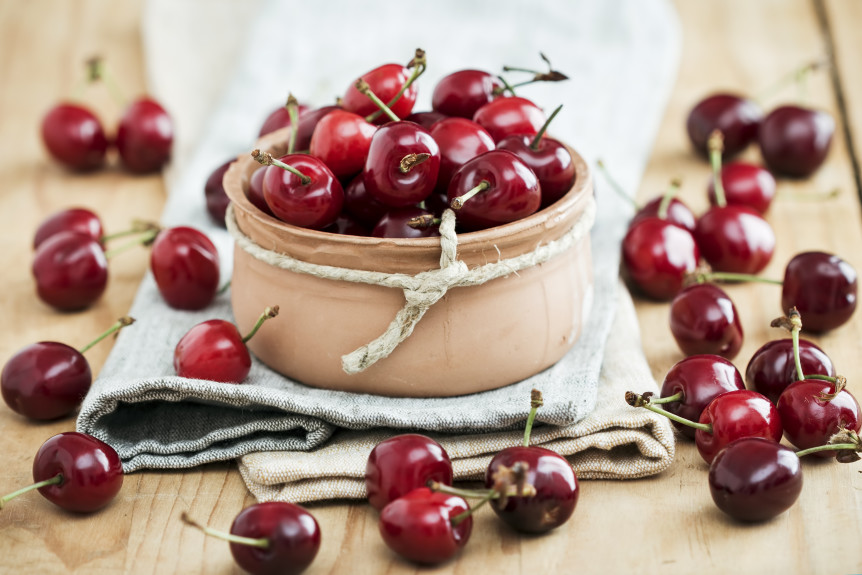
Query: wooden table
2,1,861,572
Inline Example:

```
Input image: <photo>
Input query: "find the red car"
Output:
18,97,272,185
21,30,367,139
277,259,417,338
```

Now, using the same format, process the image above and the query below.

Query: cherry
432,69,503,118
778,377,861,457
473,96,546,143
150,226,220,310
33,207,103,250
1,317,134,420
342,52,424,123
707,162,776,214
342,173,390,228
781,252,857,332
204,159,233,227
709,437,802,522
323,214,369,237
258,99,309,137
621,218,700,301
669,283,744,360
294,105,339,152
373,207,440,239
116,97,173,173
0,432,123,513
405,111,448,129
247,167,274,216
33,231,108,311
309,109,377,179
378,488,472,565
365,433,453,511
41,103,108,171
174,306,277,383
182,503,320,575
758,105,834,178
656,354,745,439
447,150,541,231
686,93,762,158
746,338,834,404
430,117,495,195
364,122,440,207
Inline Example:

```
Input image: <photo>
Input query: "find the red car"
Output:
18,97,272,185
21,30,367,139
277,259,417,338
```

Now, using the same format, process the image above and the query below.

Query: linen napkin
76,0,681,491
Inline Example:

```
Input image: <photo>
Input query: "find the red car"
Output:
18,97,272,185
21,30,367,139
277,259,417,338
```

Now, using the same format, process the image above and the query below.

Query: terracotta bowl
223,129,594,397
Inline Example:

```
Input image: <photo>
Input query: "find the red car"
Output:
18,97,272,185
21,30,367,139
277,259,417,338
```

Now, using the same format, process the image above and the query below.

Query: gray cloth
76,0,680,473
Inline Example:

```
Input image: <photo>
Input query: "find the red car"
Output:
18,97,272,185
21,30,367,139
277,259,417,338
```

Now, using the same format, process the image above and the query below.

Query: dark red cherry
695,390,783,463
758,105,834,178
709,437,802,522
484,446,579,533
781,252,857,332
372,207,440,239
205,160,233,227
116,97,173,173
150,226,219,310
746,338,835,404
405,111,448,129
366,434,453,511
343,173,390,228
432,70,503,119
472,96,545,143
630,196,697,233
670,283,744,360
364,122,440,207
258,102,309,137
378,488,471,565
33,207,103,250
694,205,775,274
447,150,541,231
621,218,700,301
342,63,417,122
497,133,575,207
294,105,339,152
228,502,320,575
322,214,369,236
309,109,377,179
247,167,273,216
777,379,861,457
41,103,108,171
33,231,108,311
707,162,776,214
659,354,746,439
430,118,495,195
260,153,344,229
686,94,762,158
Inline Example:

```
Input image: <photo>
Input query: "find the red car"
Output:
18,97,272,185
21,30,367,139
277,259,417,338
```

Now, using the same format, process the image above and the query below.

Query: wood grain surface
1,0,861,573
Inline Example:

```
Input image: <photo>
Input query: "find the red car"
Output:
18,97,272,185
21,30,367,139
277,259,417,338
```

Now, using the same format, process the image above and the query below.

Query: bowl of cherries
222,51,595,397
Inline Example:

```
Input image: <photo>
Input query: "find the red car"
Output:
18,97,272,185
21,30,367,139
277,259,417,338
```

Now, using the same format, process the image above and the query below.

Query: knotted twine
225,195,598,374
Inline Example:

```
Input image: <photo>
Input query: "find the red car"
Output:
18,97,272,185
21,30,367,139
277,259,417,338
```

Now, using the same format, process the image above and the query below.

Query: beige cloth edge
239,283,675,504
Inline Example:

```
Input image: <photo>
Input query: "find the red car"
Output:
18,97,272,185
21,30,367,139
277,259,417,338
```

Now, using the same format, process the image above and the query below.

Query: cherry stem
523,389,543,447
103,228,159,259
450,490,494,527
494,75,518,97
694,271,783,285
647,391,683,405
85,56,126,108
78,316,135,354
428,481,495,500
286,93,299,155
356,79,400,123
399,153,431,174
530,104,562,150
0,474,63,509
181,511,269,549
242,306,279,344
795,443,859,457
625,391,712,433
495,52,568,95
656,179,682,220
251,149,311,185
100,221,160,243
755,58,829,104
407,215,441,230
366,48,427,123
595,159,640,210
450,181,490,210
217,280,232,295
708,130,727,207
790,308,805,382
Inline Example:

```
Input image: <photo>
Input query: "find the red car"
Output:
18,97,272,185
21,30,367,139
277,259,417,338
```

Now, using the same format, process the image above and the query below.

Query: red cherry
378,488,472,565
658,354,745,439
669,283,744,360
622,218,700,301
373,207,440,239
472,96,545,143
309,109,377,179
694,390,783,463
365,434,453,511
694,205,776,274
432,70,503,118
293,105,339,151
116,97,173,173
343,173,390,228
758,105,834,178
447,150,541,231
247,167,273,216
746,338,835,404
709,437,802,522
777,379,861,457
322,214,369,237
707,162,776,214
630,196,697,233
40,103,108,171
258,102,309,137
405,111,448,129
496,132,575,207
430,118,495,195
33,231,108,311
205,160,233,227
150,227,220,311
259,152,344,229
342,63,417,123
363,122,440,207
781,252,857,332
33,207,103,250
686,94,762,158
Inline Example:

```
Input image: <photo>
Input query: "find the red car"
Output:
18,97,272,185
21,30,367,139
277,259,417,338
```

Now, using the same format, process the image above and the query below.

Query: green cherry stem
286,93,299,155
530,104,562,150
357,79,400,123
103,228,159,259
656,179,682,220
78,316,136,354
366,48,427,123
796,443,859,457
494,75,518,97
698,271,784,285
252,149,311,185
625,391,712,433
0,474,63,509
755,58,829,105
100,221,160,243
450,180,491,210
595,159,640,210
428,481,495,500
242,306,279,344
646,391,683,405
450,490,495,527
523,389,543,447
407,214,441,230
708,130,727,207
181,512,269,549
